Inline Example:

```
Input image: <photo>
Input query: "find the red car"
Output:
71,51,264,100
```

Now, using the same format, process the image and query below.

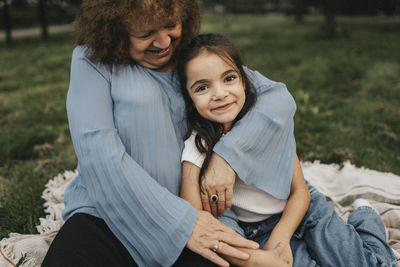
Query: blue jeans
238,183,397,267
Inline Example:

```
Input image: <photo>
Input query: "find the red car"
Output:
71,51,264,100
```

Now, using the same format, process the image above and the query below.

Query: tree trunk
321,0,336,37
2,0,12,45
293,0,305,23
322,0,336,24
38,0,48,40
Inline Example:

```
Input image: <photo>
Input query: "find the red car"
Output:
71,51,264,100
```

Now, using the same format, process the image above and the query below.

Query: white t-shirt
182,133,287,222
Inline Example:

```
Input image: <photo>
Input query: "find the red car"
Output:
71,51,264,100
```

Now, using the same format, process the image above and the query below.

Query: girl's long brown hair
176,34,257,180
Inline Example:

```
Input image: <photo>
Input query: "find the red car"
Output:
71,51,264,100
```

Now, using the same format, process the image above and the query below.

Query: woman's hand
200,153,236,217
186,211,259,267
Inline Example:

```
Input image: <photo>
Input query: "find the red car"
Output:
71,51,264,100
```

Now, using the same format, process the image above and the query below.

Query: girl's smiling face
185,51,246,133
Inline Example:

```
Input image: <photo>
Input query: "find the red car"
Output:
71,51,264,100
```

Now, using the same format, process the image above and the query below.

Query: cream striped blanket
1,162,399,266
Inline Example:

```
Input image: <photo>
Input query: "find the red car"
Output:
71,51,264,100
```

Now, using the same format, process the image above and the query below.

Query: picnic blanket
1,162,399,267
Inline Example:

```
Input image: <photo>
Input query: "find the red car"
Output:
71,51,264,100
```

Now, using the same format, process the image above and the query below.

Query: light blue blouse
63,46,296,266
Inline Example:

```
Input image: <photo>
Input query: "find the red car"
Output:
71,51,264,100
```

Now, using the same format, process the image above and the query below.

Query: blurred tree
11,0,28,8
38,0,48,39
379,0,399,15
202,0,400,16
292,0,306,23
321,0,335,23
67,0,82,4
2,0,12,44
320,0,337,37
203,0,269,13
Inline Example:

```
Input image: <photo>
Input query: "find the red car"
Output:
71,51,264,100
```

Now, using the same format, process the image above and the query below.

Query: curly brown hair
74,0,201,65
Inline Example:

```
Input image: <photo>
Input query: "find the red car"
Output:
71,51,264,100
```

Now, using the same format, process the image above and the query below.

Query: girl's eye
225,75,237,82
195,85,208,93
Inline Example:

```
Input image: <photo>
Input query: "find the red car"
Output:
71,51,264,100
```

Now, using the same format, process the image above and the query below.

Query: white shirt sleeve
181,133,206,168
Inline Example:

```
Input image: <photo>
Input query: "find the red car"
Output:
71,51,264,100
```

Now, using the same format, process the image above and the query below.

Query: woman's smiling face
129,21,182,72
185,51,246,133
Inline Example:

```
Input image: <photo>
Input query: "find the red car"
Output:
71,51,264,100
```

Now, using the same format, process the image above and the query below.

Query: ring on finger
212,243,219,253
210,194,218,203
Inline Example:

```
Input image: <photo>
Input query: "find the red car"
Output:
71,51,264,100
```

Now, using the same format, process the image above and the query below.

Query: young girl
177,34,396,267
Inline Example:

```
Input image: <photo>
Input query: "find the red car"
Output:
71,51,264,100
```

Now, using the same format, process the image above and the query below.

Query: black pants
42,213,216,267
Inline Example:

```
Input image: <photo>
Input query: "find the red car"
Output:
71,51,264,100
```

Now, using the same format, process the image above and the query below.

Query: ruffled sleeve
213,68,296,199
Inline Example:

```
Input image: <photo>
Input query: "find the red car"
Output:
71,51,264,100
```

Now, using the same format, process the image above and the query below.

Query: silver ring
212,243,219,252
210,194,218,203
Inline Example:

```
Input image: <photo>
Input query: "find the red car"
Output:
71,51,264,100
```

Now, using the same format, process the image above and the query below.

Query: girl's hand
200,153,235,217
222,242,292,267
252,242,292,267
186,211,259,267
277,243,293,266
264,238,293,266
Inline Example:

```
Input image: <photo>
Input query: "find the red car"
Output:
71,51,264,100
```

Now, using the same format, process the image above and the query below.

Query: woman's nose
153,30,171,49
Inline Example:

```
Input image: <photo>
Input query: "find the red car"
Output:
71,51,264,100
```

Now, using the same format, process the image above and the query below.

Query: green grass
1,15,400,238
0,33,77,237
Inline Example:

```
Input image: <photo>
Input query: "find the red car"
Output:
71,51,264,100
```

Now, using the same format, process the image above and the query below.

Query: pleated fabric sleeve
64,47,197,266
213,68,297,200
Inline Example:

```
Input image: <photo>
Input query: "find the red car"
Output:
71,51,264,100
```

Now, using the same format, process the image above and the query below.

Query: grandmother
42,0,295,266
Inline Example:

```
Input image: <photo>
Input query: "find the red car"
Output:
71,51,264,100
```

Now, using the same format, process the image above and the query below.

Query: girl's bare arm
181,161,203,210
263,154,310,265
